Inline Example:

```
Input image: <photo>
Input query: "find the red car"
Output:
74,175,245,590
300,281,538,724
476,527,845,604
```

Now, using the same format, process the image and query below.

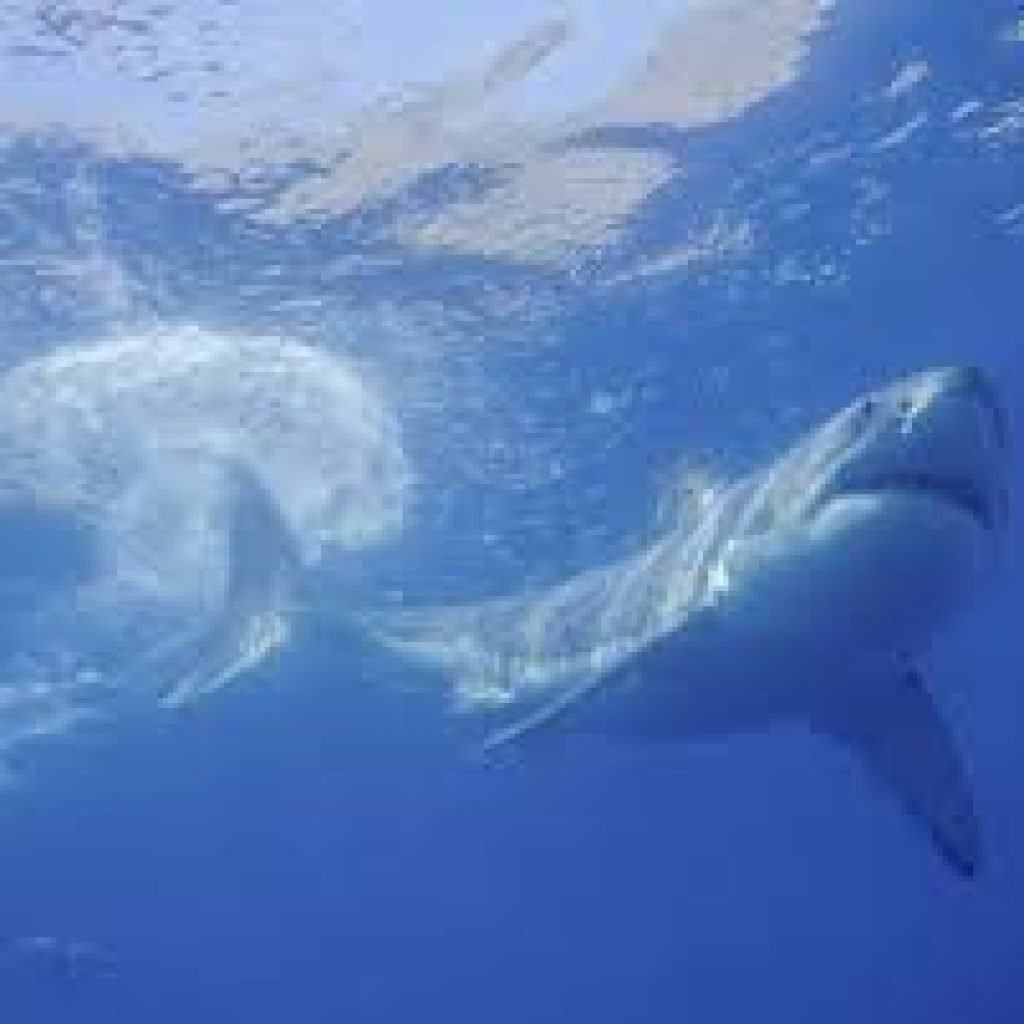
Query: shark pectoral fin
809,668,981,877
478,676,605,763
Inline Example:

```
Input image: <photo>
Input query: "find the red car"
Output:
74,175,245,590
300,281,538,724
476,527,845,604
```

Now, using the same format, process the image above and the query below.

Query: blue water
1,2,1022,1022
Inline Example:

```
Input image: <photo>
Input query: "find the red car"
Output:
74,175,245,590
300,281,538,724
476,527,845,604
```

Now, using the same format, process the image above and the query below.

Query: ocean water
0,2,1022,1022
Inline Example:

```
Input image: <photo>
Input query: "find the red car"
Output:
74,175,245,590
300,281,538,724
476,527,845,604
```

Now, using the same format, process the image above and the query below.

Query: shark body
363,366,1010,875
161,366,1010,875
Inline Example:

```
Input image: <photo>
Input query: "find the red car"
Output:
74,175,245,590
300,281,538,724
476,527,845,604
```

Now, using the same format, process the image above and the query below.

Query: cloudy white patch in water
0,326,412,560
0,326,412,758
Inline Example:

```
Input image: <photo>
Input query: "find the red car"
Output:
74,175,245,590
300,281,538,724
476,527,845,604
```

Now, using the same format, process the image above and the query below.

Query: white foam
0,326,412,760
0,325,411,555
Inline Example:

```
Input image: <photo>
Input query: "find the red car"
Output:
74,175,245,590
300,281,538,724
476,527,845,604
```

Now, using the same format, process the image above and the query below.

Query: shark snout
812,367,1011,535
917,367,1011,532
917,366,1009,453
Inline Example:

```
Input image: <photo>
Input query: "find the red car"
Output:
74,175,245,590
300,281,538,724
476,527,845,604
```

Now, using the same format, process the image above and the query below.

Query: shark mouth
845,472,1001,532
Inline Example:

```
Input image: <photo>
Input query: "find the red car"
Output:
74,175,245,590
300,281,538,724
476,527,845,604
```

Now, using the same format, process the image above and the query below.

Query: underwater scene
0,1,1022,1021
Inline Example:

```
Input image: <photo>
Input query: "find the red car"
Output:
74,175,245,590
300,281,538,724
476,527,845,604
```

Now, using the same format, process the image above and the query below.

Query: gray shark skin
366,367,1011,876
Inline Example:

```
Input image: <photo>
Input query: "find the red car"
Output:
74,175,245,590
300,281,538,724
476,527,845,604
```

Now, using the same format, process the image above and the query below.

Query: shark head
784,366,1010,537
721,366,1010,662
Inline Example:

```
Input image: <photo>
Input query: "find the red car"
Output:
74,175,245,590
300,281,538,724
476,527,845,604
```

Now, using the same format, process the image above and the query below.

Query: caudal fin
809,667,981,877
155,459,300,708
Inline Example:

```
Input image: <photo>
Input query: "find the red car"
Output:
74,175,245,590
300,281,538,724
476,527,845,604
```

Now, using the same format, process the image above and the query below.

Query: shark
358,366,1011,876
157,366,1010,876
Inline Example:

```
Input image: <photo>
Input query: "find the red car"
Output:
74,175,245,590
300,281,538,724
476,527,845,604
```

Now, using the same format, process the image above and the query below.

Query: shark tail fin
155,607,291,710
153,458,300,709
808,667,981,877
